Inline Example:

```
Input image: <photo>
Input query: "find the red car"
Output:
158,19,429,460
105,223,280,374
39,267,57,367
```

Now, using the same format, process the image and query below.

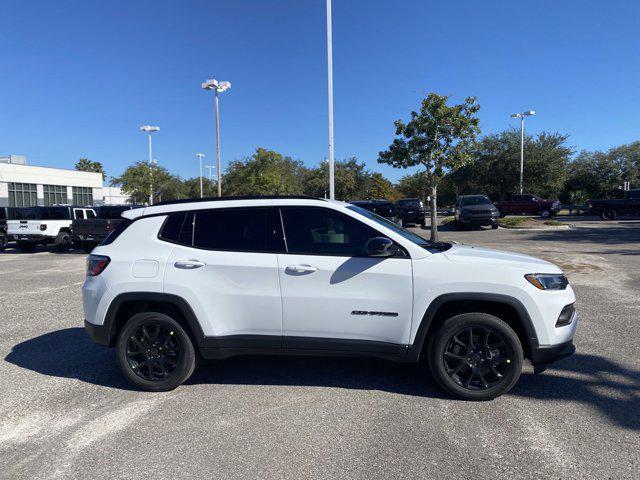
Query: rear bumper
84,319,112,346
530,340,575,366
11,234,46,242
400,212,425,222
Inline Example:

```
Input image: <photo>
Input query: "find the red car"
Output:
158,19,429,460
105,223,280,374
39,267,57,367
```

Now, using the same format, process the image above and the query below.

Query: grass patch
543,219,562,226
497,217,528,227
439,216,455,225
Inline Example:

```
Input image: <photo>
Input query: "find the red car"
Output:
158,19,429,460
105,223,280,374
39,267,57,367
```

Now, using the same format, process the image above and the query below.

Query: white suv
83,196,578,400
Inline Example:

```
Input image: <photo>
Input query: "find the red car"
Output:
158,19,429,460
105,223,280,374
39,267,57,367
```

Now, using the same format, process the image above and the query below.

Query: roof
153,195,323,206
122,196,332,220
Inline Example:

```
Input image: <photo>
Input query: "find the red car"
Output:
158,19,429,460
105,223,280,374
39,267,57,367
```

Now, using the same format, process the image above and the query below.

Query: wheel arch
410,293,539,361
102,292,205,348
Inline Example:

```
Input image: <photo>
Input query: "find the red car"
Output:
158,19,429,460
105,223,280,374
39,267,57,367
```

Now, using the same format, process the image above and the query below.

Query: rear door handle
286,264,319,273
174,260,206,269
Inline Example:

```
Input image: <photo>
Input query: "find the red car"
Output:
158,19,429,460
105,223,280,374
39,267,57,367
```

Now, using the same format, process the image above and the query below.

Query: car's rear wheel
540,209,551,218
17,241,36,253
54,231,72,252
428,313,523,400
491,222,499,230
116,312,196,392
601,208,616,221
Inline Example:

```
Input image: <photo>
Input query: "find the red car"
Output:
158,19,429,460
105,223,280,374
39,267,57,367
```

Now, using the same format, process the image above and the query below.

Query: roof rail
153,195,325,206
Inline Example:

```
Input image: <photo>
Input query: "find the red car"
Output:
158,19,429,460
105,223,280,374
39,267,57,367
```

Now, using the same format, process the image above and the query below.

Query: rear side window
193,208,268,251
159,212,189,243
100,218,132,246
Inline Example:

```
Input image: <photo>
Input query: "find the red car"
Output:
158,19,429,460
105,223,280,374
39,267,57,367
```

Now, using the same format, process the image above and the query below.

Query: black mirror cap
365,237,396,257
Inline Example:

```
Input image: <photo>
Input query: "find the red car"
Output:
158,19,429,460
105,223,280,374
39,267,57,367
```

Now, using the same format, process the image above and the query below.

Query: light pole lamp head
202,78,231,92
196,153,205,159
524,110,536,116
140,125,160,132
511,111,536,118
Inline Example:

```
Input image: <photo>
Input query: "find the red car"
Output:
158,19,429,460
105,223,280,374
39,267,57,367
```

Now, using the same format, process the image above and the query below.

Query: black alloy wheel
126,323,182,382
601,208,616,221
443,326,512,390
429,313,523,400
116,312,196,391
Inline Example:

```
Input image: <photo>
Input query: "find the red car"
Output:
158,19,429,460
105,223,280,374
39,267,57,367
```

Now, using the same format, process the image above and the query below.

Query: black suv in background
0,207,17,251
396,198,426,227
454,195,500,229
348,200,399,223
71,204,141,252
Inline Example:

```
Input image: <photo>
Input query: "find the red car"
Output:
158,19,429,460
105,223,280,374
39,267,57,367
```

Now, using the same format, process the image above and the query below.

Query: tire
17,241,36,253
401,219,407,228
420,219,426,228
601,208,616,221
54,231,72,252
116,312,196,392
540,209,551,219
0,235,7,251
491,223,499,230
81,241,96,254
428,313,524,401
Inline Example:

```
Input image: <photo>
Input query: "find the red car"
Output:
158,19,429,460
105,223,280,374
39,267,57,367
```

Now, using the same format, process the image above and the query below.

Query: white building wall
0,163,104,207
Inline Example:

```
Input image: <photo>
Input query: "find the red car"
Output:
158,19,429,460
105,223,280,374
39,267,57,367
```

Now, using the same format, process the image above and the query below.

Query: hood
443,244,561,273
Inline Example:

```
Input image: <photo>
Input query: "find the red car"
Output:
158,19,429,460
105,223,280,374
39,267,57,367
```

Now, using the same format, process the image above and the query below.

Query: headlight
525,273,568,290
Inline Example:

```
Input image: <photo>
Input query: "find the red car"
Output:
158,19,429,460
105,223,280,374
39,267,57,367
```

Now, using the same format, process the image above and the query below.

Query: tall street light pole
510,111,535,194
140,125,159,205
326,0,335,200
202,79,231,197
196,153,205,198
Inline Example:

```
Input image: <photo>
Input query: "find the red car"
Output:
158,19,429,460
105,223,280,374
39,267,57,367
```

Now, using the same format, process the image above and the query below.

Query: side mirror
365,237,397,257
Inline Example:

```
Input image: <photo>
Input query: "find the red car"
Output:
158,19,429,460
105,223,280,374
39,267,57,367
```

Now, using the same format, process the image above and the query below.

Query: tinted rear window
38,207,71,220
194,208,268,251
159,212,188,243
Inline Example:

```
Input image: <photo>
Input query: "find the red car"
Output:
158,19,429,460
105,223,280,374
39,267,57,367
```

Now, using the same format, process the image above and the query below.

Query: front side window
347,205,429,248
281,207,384,256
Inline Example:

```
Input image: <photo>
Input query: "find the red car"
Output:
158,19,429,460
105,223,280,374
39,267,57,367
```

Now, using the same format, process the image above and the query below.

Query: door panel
164,246,282,338
277,254,413,345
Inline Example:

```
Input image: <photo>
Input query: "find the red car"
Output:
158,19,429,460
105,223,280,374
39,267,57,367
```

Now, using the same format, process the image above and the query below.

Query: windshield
398,199,423,208
460,196,492,206
347,205,430,247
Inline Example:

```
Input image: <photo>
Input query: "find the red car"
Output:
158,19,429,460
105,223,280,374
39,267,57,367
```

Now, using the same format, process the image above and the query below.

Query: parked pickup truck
71,205,141,252
7,206,96,252
587,189,640,220
494,194,561,218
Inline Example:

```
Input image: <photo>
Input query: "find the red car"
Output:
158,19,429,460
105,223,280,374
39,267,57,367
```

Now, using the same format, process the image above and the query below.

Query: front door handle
174,260,206,269
286,264,319,274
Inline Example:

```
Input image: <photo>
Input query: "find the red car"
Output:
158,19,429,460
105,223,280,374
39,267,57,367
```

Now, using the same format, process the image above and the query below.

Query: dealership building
0,155,129,207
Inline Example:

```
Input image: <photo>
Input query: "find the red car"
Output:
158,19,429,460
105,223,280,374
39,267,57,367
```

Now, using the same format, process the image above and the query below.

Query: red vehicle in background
494,194,561,218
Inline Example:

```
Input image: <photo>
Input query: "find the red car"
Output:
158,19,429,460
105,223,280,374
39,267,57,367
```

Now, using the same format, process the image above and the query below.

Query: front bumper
530,340,575,366
459,215,498,226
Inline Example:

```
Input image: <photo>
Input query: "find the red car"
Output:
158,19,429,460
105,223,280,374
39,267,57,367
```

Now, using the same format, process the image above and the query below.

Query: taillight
40,224,47,231
86,255,110,276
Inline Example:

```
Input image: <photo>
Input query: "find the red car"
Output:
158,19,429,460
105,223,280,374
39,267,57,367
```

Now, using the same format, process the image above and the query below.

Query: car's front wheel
428,313,523,400
54,231,72,252
601,208,616,221
116,312,196,391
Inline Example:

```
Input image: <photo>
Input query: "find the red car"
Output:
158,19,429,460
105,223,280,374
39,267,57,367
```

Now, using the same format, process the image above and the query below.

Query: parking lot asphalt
0,217,638,479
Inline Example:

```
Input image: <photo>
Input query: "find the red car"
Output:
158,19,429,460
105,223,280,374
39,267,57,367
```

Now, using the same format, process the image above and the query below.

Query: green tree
378,93,480,241
110,161,185,204
182,177,217,199
396,171,430,201
453,130,572,201
364,172,398,201
222,148,307,196
303,158,370,200
75,158,106,179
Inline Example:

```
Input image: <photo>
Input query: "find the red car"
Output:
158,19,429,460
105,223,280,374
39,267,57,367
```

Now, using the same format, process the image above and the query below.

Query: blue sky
1,0,638,182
